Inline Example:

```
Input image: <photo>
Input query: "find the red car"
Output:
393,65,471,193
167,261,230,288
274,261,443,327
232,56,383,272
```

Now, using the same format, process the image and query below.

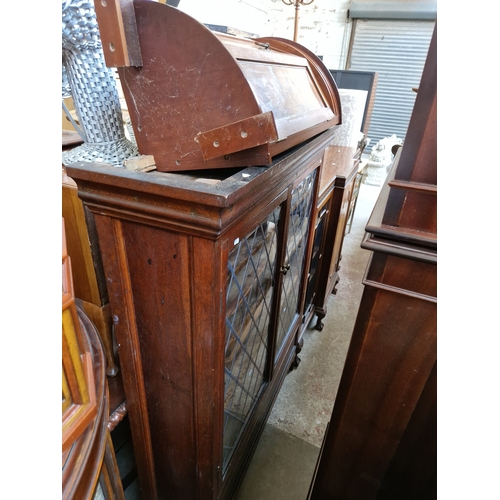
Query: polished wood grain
255,36,342,122
66,127,341,500
62,171,101,306
312,145,361,331
113,1,340,172
68,5,345,493
308,24,437,500
62,306,125,500
62,219,96,453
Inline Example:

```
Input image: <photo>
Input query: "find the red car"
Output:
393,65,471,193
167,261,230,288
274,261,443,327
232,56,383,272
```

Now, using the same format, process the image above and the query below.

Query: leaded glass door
274,170,317,362
223,203,282,472
222,169,317,472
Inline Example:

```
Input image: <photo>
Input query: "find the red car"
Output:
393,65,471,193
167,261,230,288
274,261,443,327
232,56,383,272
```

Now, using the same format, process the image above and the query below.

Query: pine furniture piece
63,219,125,500
63,132,119,377
63,133,129,438
308,25,437,500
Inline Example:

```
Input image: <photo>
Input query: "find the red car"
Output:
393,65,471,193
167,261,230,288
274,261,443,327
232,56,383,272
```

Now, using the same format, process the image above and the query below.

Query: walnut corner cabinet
66,125,356,500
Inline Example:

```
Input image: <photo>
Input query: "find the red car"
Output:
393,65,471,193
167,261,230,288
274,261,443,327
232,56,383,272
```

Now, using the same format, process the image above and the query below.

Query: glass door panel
274,170,316,362
304,198,330,314
223,205,281,472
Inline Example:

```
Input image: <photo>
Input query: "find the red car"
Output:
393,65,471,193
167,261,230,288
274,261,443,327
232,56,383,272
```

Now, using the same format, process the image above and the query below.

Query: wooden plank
196,112,278,161
92,214,158,499
94,0,142,67
62,176,102,306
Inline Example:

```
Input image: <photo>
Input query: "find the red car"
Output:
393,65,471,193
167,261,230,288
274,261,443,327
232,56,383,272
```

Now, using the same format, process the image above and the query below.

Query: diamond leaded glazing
223,206,281,472
274,171,316,361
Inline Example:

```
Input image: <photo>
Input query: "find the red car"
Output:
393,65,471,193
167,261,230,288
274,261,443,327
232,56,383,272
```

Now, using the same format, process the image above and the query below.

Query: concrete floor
233,181,382,500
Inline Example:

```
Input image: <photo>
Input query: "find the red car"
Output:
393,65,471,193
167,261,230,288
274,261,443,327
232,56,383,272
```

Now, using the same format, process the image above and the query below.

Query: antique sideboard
308,143,363,333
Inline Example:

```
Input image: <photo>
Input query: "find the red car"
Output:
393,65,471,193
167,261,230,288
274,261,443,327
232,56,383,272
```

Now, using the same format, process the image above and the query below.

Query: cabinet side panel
330,179,354,276
191,236,226,498
120,220,197,499
92,214,157,499
311,281,436,499
375,361,437,499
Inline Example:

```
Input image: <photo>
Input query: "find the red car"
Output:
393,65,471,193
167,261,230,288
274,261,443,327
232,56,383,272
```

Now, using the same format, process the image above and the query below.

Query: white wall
178,0,270,36
265,0,352,69
177,0,352,70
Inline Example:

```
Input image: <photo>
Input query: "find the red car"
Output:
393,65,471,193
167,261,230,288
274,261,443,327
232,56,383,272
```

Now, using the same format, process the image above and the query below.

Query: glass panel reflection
223,205,281,472
274,171,316,361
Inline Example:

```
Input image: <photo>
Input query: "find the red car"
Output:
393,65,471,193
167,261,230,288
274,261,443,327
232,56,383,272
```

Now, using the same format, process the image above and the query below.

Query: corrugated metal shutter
347,19,435,151
350,0,437,20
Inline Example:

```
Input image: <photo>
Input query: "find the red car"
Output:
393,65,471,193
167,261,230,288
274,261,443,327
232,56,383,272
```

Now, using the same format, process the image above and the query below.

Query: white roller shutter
347,19,435,150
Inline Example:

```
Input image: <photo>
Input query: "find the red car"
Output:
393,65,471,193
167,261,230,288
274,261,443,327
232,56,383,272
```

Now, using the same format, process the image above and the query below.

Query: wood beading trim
388,179,437,194
362,279,437,304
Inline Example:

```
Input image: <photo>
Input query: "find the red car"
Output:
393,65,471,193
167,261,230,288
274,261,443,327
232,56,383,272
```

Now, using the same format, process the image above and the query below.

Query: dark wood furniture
95,1,340,172
308,143,364,333
345,162,365,235
63,219,125,500
308,25,437,500
66,4,364,498
66,123,362,499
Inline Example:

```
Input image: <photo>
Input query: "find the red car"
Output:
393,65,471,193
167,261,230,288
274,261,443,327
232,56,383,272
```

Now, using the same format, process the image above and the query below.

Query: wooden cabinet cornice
68,129,335,239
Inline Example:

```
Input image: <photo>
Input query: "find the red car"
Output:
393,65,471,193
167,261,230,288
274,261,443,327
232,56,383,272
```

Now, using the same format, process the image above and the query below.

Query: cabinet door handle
280,264,290,275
